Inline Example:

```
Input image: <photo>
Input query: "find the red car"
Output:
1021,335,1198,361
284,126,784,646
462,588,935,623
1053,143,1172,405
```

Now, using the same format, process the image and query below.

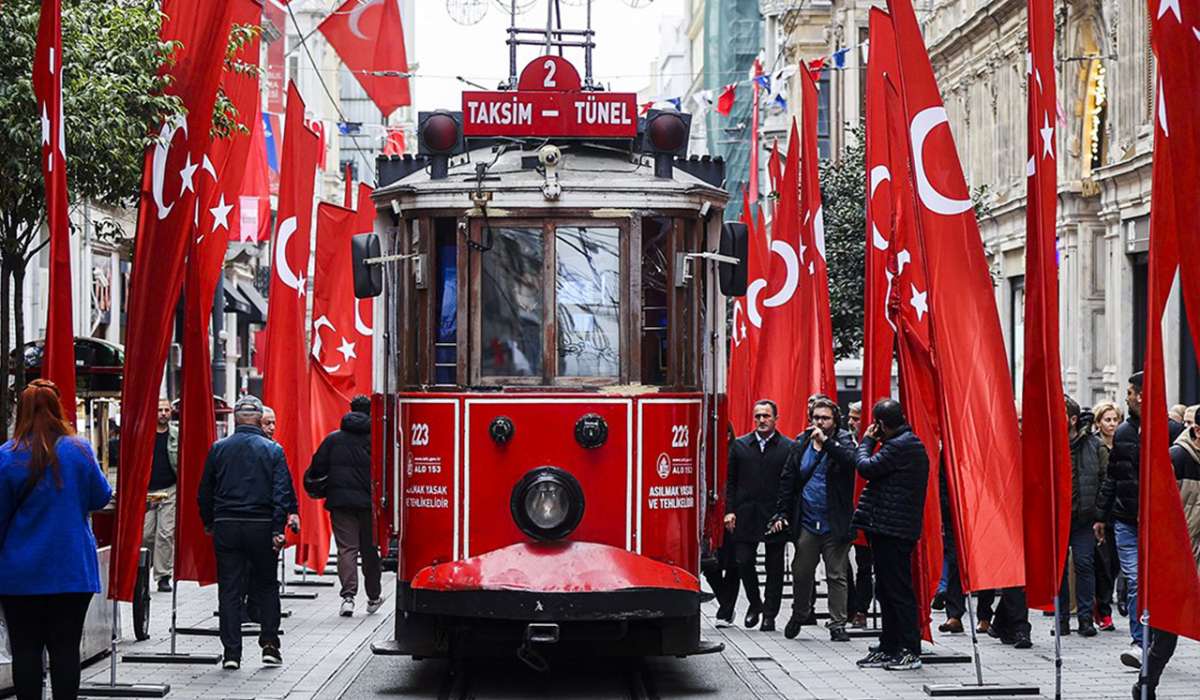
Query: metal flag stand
121,581,220,665
279,549,318,600
1138,610,1150,700
77,599,170,698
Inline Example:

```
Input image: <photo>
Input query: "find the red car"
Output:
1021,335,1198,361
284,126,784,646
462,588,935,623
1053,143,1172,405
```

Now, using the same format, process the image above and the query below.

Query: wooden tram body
359,48,743,661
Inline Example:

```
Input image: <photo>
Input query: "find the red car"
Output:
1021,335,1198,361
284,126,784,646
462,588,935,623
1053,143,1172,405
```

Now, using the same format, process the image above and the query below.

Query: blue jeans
1113,521,1143,644
1058,524,1096,621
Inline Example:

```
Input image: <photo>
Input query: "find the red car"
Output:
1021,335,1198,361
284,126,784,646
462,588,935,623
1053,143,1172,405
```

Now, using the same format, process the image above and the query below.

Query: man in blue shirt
770,397,858,641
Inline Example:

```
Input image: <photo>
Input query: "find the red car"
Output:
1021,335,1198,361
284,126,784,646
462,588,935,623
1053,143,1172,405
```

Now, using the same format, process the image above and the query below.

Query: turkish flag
887,0,1025,592
233,112,271,243
798,64,837,404
727,193,768,435
716,83,737,117
383,127,405,157
318,0,411,117
112,0,235,602
1020,0,1071,612
1138,1,1200,642
33,0,75,421
263,82,321,571
751,122,813,436
176,0,263,586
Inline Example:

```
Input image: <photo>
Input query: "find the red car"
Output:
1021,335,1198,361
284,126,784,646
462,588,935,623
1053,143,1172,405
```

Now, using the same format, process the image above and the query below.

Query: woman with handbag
0,379,113,699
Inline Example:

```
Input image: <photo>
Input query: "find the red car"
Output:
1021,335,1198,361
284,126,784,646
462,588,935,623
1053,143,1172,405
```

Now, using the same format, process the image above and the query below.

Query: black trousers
701,538,740,614
1094,531,1119,618
1146,627,1178,689
735,540,785,618
0,593,92,700
868,532,920,656
848,545,874,615
981,587,1030,639
214,521,281,660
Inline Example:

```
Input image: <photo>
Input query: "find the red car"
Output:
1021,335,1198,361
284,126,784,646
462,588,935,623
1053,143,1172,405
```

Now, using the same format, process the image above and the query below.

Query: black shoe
157,577,172,593
262,644,282,666
1013,636,1032,649
931,592,946,611
760,616,775,632
1133,681,1157,700
1078,618,1098,637
784,616,802,639
869,643,881,652
803,611,818,626
699,591,716,603
1119,600,1129,617
1051,622,1071,636
856,650,894,668
715,605,734,624
744,608,762,629
986,625,1001,639
883,651,923,671
830,627,851,642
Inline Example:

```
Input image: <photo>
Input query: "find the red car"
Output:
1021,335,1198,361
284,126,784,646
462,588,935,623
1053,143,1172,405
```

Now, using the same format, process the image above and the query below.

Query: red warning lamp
641,109,692,179
417,110,465,179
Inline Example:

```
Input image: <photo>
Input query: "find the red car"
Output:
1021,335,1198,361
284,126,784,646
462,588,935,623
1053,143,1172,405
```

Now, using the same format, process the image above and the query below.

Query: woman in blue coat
0,379,113,699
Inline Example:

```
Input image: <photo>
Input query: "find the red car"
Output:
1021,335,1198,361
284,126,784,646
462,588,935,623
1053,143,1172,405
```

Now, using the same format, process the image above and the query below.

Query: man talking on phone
198,395,299,670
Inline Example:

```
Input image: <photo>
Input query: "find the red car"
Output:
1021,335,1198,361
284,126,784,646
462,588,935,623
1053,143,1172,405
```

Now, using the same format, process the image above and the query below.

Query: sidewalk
80,550,394,700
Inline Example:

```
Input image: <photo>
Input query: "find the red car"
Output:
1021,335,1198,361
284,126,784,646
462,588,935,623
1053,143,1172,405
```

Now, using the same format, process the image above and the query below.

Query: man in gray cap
198,395,299,669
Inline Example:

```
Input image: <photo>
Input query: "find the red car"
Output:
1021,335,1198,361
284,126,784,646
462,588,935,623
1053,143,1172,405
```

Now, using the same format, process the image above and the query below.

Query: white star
1158,0,1181,21
40,103,50,146
910,284,928,321
808,261,815,275
739,322,747,341
337,337,357,363
1040,113,1054,159
210,194,233,232
179,154,198,196
798,239,808,262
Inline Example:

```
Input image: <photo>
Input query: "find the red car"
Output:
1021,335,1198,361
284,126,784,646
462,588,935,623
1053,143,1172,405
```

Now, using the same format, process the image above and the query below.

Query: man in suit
725,399,793,631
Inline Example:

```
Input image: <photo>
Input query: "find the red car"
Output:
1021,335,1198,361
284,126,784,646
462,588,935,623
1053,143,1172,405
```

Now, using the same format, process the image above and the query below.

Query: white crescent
746,278,767,329
731,300,745,345
311,315,341,373
151,116,187,221
349,0,384,41
812,206,826,261
762,240,799,308
355,297,374,336
274,216,305,291
869,165,891,250
910,107,973,217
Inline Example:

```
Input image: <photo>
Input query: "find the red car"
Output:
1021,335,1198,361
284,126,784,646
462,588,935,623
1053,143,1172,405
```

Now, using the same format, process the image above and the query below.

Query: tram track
437,657,660,700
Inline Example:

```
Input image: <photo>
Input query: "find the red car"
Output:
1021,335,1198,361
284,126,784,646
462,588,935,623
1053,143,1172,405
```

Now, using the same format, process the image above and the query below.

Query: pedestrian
725,399,793,631
1093,400,1123,450
143,397,178,592
198,395,299,670
843,401,874,628
305,395,382,617
703,426,741,624
1096,372,1146,668
1169,404,1186,426
261,406,277,440
847,401,862,437
1091,400,1122,630
1185,405,1198,432
852,399,929,671
770,397,856,642
1134,406,1200,700
0,379,113,700
1056,395,1105,637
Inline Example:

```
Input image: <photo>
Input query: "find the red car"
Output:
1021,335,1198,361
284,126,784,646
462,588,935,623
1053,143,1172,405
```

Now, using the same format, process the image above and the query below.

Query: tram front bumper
406,541,699,621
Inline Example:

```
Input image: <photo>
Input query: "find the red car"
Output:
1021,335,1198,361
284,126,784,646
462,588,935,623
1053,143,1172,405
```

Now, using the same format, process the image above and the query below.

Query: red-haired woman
0,379,113,699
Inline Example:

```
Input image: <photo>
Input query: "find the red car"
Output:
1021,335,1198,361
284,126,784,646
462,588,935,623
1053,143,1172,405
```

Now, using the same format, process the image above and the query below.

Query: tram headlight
511,467,585,541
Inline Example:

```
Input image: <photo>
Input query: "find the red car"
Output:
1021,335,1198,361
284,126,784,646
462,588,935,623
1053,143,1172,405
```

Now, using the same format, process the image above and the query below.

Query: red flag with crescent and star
727,191,769,436
175,0,264,586
33,0,76,421
1137,0,1200,642
886,0,1025,592
1020,0,1071,612
233,112,271,243
112,0,235,602
263,82,322,572
318,0,411,117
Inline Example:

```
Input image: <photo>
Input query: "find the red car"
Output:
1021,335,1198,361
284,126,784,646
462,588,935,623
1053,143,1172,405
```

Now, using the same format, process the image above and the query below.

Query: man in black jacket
770,397,857,641
852,399,929,672
198,395,299,669
1057,395,1106,637
307,395,380,617
1096,372,1145,666
725,399,793,631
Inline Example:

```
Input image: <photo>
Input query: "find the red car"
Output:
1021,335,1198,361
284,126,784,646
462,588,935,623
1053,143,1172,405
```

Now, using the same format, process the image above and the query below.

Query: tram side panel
397,398,460,580
635,399,701,576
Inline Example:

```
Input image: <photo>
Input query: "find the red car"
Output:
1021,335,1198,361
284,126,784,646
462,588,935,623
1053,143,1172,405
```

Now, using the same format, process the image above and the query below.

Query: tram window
555,227,620,377
481,227,544,377
641,217,670,385
433,219,457,385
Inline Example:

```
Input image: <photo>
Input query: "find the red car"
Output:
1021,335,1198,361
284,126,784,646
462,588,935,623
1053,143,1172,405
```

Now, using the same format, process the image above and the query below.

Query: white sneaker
1121,643,1142,669
366,598,383,614
340,597,355,617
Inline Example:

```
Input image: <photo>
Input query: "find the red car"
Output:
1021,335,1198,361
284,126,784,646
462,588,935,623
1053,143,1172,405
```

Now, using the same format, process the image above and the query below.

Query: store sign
462,56,637,138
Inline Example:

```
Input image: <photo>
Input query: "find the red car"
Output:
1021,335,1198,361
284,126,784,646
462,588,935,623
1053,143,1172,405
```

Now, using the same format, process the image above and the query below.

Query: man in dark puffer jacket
1096,373,1145,666
1057,396,1106,637
852,399,929,672
306,395,380,617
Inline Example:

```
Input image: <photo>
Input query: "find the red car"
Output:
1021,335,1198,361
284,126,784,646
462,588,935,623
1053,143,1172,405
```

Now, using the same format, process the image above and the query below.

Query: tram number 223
410,423,430,447
670,425,689,448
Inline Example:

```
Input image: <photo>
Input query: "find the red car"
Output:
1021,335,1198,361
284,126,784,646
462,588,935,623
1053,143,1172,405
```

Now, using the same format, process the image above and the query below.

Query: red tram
354,22,747,662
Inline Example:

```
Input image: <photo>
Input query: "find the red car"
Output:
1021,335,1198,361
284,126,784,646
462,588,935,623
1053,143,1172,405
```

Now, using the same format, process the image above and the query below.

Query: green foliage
818,122,867,361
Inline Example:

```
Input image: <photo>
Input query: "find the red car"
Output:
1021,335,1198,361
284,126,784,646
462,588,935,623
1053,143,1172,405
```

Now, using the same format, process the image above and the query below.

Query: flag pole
1140,610,1150,700
1052,594,1062,700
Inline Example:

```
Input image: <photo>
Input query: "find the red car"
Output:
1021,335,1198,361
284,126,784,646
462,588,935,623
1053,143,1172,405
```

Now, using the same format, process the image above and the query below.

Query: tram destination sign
461,55,637,139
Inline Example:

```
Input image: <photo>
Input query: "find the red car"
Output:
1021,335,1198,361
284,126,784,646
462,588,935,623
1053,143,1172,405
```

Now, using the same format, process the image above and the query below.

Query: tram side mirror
718,222,749,296
351,233,383,299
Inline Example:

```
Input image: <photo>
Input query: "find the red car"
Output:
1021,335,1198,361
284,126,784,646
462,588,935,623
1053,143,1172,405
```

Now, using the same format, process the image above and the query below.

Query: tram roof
373,144,729,214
